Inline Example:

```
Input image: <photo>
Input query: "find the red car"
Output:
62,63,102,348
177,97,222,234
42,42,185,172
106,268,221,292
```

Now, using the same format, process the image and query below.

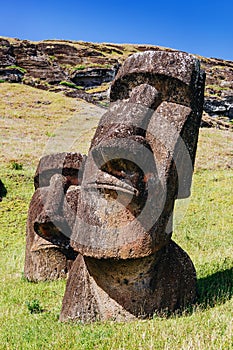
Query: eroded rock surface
60,241,196,322
24,152,85,281
58,50,205,322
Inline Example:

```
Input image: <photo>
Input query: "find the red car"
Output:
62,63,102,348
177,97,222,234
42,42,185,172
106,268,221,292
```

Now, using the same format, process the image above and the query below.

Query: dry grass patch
0,83,103,167
195,127,233,170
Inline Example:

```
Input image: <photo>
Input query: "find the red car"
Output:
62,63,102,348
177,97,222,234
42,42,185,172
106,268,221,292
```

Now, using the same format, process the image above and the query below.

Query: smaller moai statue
24,152,86,281
58,50,205,322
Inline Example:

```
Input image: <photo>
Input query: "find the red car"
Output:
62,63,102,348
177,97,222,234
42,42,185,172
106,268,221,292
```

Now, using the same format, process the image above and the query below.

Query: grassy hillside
0,83,232,349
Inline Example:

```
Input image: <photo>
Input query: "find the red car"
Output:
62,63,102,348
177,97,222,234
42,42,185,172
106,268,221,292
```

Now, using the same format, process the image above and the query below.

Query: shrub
45,131,56,137
73,65,86,70
26,299,43,314
49,55,56,61
59,81,84,90
11,161,23,170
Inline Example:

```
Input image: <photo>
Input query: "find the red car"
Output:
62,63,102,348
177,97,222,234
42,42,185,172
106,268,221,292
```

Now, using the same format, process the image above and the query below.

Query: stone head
33,152,86,249
70,51,205,259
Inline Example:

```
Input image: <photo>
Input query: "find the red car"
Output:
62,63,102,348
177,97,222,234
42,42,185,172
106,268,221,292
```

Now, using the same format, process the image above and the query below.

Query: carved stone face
71,127,166,259
70,51,205,260
33,153,85,249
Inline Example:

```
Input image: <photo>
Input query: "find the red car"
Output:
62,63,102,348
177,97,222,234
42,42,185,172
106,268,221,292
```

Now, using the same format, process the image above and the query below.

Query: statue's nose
34,174,71,248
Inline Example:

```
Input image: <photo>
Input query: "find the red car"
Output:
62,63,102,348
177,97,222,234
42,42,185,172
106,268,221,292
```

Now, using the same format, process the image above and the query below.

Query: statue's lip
84,181,139,196
83,171,139,196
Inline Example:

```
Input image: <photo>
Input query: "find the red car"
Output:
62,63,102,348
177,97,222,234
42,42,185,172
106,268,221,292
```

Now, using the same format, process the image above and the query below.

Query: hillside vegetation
0,82,232,349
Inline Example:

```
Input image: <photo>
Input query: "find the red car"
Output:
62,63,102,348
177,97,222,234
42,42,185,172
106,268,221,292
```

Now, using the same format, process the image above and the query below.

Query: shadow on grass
197,267,233,308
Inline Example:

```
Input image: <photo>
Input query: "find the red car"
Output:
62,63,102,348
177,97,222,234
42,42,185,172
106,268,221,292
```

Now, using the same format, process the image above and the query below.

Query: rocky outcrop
71,67,118,88
14,40,67,84
201,56,233,125
0,38,118,87
0,67,24,82
202,57,233,99
204,96,233,119
0,37,232,126
0,38,16,66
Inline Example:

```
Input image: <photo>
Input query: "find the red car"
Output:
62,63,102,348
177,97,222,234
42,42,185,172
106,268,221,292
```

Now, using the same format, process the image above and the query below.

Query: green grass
59,81,84,89
73,63,113,71
73,65,86,70
0,83,232,349
48,55,56,62
0,166,232,349
6,65,27,74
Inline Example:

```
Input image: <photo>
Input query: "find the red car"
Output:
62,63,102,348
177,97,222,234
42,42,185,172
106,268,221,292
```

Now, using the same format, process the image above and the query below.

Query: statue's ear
174,69,206,199
146,101,202,200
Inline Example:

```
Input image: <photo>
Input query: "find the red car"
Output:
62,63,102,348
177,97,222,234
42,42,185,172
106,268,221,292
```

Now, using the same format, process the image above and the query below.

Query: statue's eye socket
100,159,144,189
102,159,133,175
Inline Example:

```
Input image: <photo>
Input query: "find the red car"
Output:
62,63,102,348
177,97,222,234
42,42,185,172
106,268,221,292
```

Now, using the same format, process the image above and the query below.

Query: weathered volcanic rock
71,67,118,88
37,42,84,66
203,57,233,99
204,96,233,119
0,37,231,127
0,67,24,82
24,187,77,282
70,51,205,259
37,41,105,65
34,152,85,189
60,50,205,322
0,38,16,66
60,240,196,322
24,152,85,281
13,41,67,84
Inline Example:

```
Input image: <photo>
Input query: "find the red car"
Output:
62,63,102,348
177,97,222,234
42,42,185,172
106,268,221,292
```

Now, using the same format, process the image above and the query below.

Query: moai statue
37,50,205,321
24,152,86,281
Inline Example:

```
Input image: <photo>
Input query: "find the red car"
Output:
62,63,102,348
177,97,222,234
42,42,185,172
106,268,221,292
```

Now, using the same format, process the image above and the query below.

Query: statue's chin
70,192,169,259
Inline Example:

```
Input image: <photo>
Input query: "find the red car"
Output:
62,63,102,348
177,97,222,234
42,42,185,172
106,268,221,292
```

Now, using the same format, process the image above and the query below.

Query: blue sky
1,0,233,60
